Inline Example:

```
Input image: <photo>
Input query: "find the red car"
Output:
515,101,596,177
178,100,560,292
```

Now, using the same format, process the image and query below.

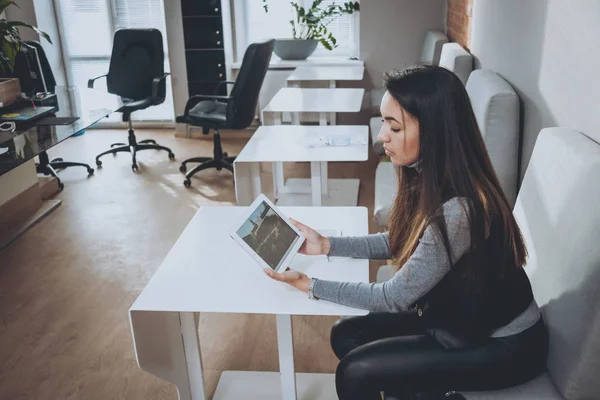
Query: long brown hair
385,66,527,283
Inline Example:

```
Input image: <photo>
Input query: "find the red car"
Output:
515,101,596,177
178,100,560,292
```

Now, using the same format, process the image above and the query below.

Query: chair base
179,129,235,187
95,127,174,172
36,151,94,190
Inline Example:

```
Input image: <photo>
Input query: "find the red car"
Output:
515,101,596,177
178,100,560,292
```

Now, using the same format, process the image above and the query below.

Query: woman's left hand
263,268,310,293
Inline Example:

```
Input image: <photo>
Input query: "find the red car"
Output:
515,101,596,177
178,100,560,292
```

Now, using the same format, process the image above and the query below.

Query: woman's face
377,91,420,167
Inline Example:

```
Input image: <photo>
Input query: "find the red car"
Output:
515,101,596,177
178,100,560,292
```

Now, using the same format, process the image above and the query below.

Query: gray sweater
313,197,540,338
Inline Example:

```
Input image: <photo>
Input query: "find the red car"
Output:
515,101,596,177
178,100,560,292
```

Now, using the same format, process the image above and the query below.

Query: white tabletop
234,125,369,163
131,206,369,316
262,88,364,113
287,66,365,82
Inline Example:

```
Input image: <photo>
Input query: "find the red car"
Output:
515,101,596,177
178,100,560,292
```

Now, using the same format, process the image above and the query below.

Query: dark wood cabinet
183,17,223,49
185,50,225,81
188,81,226,97
181,0,227,96
181,0,222,17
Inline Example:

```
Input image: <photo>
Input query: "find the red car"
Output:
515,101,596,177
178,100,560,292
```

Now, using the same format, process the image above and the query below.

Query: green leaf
0,0,15,15
319,37,332,51
1,37,19,72
7,20,52,44
284,0,358,51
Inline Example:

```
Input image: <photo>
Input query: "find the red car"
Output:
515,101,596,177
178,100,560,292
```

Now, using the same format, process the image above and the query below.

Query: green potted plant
262,0,359,60
0,0,51,105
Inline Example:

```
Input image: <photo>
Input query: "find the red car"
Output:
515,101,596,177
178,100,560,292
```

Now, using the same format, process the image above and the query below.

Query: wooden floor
0,128,384,400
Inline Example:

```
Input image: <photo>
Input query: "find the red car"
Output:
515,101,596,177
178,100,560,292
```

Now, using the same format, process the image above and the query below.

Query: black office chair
177,39,274,187
19,41,95,189
89,29,174,172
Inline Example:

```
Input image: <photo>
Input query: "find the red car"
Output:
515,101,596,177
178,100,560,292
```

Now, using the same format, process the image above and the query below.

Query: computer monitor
11,43,48,97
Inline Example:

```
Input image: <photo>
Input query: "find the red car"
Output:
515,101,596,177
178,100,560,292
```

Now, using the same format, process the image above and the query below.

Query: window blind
55,0,174,122
240,0,358,59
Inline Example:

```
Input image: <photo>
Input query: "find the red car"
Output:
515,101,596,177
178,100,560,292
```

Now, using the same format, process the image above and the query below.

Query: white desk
287,66,364,85
234,125,368,206
129,206,369,400
287,66,365,126
261,88,364,204
261,88,364,125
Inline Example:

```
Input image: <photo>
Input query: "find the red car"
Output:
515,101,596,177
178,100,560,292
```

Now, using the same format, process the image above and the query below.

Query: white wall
4,1,38,41
359,0,446,91
470,0,600,181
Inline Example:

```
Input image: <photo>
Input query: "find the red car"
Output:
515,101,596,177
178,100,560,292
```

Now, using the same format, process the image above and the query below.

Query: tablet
230,194,305,272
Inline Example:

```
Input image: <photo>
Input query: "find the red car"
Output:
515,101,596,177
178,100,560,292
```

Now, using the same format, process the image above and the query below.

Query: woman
264,65,548,400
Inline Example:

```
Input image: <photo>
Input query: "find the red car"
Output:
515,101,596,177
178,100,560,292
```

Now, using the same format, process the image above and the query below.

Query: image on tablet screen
237,201,299,270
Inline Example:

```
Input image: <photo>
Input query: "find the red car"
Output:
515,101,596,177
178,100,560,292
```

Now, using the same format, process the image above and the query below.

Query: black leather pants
331,311,548,400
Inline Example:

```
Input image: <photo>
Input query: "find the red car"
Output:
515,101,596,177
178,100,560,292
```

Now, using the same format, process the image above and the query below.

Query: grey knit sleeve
327,232,392,259
313,197,471,312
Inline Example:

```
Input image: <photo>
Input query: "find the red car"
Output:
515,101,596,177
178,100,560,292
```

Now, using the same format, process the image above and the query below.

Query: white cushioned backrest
466,69,519,206
420,30,448,65
438,42,473,85
514,128,600,400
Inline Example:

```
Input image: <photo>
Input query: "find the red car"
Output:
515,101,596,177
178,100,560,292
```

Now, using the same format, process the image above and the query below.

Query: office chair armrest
184,94,234,116
88,74,108,89
214,80,236,95
151,72,171,99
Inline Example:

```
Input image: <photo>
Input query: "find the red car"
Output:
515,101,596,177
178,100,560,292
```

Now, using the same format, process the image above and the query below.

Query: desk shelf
213,371,337,400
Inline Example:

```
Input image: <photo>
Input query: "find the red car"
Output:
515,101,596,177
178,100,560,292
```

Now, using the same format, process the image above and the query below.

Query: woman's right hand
290,218,330,256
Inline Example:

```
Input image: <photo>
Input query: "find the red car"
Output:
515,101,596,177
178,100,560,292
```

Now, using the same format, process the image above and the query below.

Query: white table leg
276,314,297,400
317,112,329,199
250,162,262,199
328,80,337,126
291,111,300,125
310,161,323,206
181,312,206,400
235,161,261,206
272,162,285,200
129,310,205,400
319,112,328,127
320,161,328,196
271,112,285,198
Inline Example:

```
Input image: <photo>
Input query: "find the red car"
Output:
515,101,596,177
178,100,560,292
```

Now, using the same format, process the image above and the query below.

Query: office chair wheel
223,152,228,157
96,160,103,168
169,152,175,160
183,179,191,188
87,167,95,175
179,164,187,173
58,182,65,190
132,164,138,172
52,157,63,163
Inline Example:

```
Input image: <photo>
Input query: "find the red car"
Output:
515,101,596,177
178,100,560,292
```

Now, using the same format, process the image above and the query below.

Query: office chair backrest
229,39,275,129
420,30,448,65
466,69,519,207
514,127,600,400
107,29,165,101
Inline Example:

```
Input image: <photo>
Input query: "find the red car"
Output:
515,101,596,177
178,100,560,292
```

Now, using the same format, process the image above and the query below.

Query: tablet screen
236,200,300,270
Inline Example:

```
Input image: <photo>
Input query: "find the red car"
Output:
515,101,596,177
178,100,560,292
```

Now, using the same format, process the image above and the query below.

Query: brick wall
447,0,473,50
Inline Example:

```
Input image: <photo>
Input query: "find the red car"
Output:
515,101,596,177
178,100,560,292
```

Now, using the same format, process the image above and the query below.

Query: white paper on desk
305,135,368,148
